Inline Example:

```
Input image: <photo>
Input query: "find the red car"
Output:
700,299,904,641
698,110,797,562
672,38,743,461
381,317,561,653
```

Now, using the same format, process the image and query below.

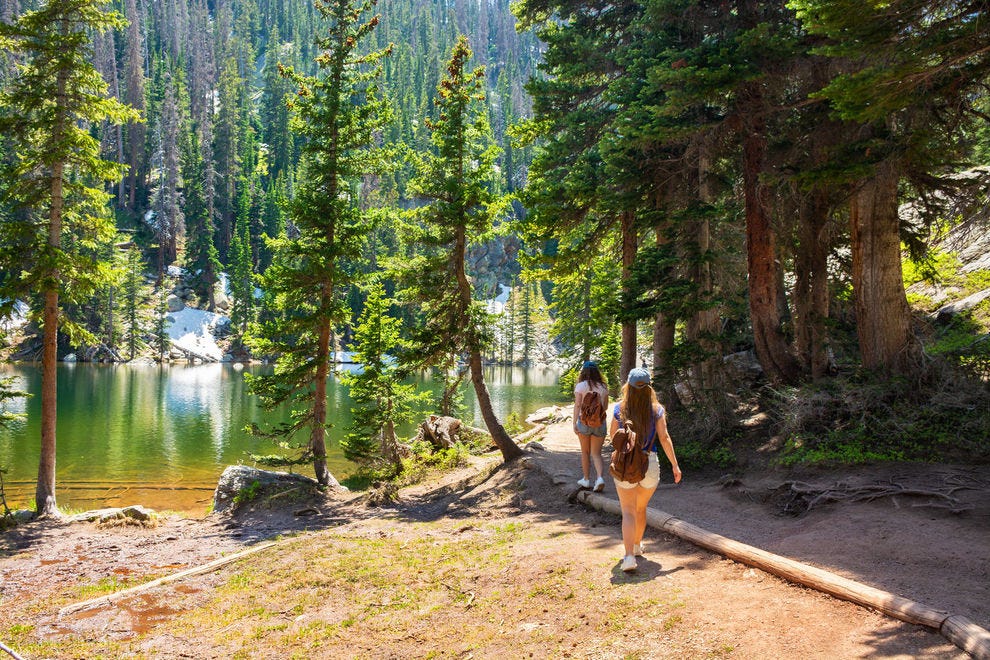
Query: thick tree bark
686,140,723,394
850,160,915,373
620,211,637,383
793,189,831,379
741,90,802,384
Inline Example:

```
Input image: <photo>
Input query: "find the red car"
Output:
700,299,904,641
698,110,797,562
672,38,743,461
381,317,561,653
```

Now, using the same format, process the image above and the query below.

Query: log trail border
564,483,990,659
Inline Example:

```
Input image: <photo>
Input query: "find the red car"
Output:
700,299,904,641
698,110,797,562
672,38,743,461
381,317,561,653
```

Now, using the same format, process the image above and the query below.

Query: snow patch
165,307,229,361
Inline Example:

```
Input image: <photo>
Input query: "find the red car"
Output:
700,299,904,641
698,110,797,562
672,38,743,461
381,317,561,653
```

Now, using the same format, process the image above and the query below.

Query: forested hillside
1,0,989,513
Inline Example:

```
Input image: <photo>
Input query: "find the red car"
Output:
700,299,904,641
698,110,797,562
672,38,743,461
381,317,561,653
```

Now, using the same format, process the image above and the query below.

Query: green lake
0,363,565,516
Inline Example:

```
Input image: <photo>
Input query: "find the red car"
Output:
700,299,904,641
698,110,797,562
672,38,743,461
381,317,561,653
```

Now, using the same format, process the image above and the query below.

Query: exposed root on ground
772,472,986,516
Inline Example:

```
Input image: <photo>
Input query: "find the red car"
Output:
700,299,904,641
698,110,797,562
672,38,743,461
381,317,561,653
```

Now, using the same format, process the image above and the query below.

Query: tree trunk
469,349,522,461
310,316,337,487
652,311,678,410
686,139,723,394
793,189,831,379
620,211,637,383
850,160,915,373
453,223,521,462
741,90,802,384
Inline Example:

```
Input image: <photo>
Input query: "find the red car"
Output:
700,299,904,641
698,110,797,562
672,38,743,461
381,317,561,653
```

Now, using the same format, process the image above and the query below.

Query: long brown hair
578,363,605,388
619,382,660,442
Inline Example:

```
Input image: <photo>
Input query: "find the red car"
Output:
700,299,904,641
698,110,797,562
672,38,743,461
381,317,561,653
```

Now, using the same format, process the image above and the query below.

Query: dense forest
1,0,988,514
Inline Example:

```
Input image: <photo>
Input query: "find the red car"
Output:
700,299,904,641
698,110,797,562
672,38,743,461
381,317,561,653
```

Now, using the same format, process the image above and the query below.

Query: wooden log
573,489,990,657
942,615,990,660
59,541,277,616
513,423,546,444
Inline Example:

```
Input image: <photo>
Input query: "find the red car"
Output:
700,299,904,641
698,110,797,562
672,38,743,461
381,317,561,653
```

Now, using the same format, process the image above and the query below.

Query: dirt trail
534,420,990,632
0,420,987,658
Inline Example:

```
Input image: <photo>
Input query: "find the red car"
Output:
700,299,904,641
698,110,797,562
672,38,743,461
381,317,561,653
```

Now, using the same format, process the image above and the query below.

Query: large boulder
166,294,184,312
212,465,320,515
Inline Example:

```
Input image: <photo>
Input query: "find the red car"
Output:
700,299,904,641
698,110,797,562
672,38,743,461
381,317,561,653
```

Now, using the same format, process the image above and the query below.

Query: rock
525,441,546,452
526,405,569,425
934,288,990,323
211,465,321,515
64,353,77,363
2,509,36,527
723,349,764,382
215,291,231,311
68,505,157,524
166,294,184,312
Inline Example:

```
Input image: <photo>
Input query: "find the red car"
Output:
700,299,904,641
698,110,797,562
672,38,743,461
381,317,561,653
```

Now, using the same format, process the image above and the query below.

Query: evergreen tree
0,0,140,516
397,36,522,462
181,129,221,310
229,217,254,336
247,0,391,486
118,242,152,361
341,280,426,473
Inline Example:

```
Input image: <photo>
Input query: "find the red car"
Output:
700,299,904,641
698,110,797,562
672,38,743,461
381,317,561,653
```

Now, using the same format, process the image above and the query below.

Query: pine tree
397,36,522,462
247,0,392,486
0,0,140,516
229,217,254,337
181,129,221,311
341,281,426,473
118,242,152,361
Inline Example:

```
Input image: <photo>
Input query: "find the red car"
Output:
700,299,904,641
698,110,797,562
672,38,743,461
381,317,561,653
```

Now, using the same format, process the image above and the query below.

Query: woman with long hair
573,361,609,491
609,367,681,572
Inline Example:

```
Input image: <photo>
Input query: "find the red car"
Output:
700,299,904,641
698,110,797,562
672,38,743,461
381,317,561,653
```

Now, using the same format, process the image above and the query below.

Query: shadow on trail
609,559,684,585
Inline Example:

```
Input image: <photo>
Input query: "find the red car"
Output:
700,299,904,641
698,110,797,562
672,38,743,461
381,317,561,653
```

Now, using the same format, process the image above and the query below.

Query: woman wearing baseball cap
609,367,681,572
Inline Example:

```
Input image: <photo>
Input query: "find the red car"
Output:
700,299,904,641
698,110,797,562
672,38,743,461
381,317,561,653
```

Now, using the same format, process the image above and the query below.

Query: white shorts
614,452,660,490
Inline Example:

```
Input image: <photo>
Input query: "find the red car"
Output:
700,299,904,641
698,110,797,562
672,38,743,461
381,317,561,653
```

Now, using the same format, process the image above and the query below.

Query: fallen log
572,488,990,659
59,541,277,616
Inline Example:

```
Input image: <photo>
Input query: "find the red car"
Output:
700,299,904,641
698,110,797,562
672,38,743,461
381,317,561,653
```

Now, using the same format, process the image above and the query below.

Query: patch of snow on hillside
166,307,228,361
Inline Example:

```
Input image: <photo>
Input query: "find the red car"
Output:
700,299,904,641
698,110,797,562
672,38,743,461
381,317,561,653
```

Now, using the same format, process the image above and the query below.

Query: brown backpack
609,420,648,483
579,391,606,428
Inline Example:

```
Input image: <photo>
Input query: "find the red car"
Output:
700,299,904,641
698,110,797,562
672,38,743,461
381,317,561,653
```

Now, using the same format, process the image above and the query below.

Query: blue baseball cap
627,368,651,387
582,360,597,369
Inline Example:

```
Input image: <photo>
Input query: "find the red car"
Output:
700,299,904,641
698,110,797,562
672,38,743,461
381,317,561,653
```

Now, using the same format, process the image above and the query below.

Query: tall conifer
398,36,522,462
247,0,391,486
0,0,139,515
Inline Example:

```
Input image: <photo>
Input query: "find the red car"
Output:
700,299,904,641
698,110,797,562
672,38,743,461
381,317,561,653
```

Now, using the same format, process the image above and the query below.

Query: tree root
772,476,982,516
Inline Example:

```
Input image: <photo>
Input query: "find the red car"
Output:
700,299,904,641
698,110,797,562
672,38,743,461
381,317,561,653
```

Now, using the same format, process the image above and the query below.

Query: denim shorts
614,452,660,490
575,418,607,438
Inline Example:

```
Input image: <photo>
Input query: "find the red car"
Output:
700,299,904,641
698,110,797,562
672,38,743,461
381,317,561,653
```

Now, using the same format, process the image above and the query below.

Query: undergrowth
767,367,990,467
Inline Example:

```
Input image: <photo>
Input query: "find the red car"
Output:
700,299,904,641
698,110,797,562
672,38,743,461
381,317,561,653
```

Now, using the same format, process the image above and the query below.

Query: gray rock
212,465,322,515
68,505,157,524
166,294,184,312
934,288,990,323
723,349,764,381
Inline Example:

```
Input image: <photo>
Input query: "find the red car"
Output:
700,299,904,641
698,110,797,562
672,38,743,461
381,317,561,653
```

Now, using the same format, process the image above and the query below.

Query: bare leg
576,432,592,480
590,434,606,480
634,485,657,546
616,485,638,557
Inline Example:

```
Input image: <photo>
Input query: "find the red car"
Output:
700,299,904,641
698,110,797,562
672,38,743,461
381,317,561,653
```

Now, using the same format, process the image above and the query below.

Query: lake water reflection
0,363,564,516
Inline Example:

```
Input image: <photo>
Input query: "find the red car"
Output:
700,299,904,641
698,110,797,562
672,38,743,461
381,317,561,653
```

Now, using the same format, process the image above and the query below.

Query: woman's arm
655,410,682,483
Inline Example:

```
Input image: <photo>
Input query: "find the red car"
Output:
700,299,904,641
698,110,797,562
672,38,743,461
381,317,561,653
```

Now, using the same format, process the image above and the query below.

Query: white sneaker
633,543,644,556
577,477,591,489
593,477,605,492
621,555,637,572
